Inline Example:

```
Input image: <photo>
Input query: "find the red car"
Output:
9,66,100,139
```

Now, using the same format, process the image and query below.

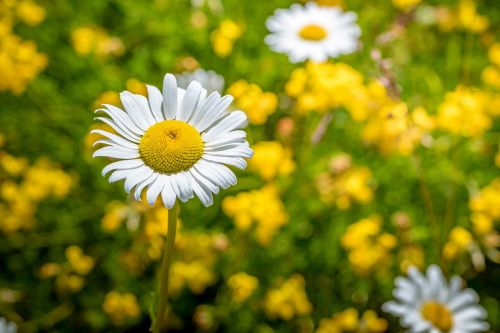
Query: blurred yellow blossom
436,0,489,33
342,216,397,275
227,80,278,125
101,201,129,232
316,154,373,209
15,0,45,26
211,19,242,57
223,184,288,245
286,62,364,115
263,274,312,320
316,308,388,333
65,245,95,275
0,33,47,94
443,227,474,260
437,86,493,138
126,78,148,96
0,154,72,233
93,90,121,109
227,272,259,303
392,0,421,12
103,291,141,325
170,261,216,296
248,141,295,180
71,26,124,57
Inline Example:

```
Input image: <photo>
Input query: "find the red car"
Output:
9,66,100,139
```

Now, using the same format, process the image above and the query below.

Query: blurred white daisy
92,73,253,208
0,318,16,333
176,69,224,94
265,2,361,63
383,265,490,333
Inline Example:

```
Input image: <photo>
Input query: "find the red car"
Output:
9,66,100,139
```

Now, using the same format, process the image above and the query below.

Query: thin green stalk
153,201,179,333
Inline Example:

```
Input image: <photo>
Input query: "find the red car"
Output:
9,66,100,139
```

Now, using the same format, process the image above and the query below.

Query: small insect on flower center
299,24,328,41
420,301,453,332
139,120,204,174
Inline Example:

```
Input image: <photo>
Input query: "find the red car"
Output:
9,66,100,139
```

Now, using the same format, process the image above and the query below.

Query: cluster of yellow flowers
71,25,124,57
482,43,500,89
263,274,312,320
169,231,222,296
102,291,141,326
0,0,47,94
341,216,397,275
443,226,474,261
469,178,500,263
223,184,288,245
316,154,373,209
436,0,489,34
226,272,259,303
0,151,72,233
39,246,95,294
211,19,242,57
227,80,278,125
248,141,295,180
286,62,364,115
437,85,497,138
286,62,435,155
316,308,388,333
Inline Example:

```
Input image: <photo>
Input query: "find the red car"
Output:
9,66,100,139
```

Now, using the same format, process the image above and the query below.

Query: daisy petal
163,74,178,120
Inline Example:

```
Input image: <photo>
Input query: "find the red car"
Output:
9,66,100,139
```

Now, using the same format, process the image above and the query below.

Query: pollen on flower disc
299,24,328,41
139,120,204,174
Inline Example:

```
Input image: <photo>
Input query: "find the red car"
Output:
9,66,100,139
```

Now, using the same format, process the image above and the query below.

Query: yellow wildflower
248,141,295,180
211,19,242,57
316,154,373,209
316,308,387,333
437,86,493,138
263,274,312,320
392,0,422,12
227,80,278,125
341,216,397,275
443,227,474,260
65,245,95,275
15,0,45,26
101,201,129,232
102,291,141,325
71,26,124,57
227,272,259,303
0,33,47,94
223,184,288,246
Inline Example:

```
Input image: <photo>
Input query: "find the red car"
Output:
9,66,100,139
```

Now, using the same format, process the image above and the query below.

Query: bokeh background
0,0,499,332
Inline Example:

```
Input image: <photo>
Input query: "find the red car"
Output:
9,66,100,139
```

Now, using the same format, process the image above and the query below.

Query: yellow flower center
139,120,204,174
299,24,328,41
420,301,453,332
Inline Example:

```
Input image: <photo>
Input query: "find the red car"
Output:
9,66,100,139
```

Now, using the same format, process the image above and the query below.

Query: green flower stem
154,201,179,333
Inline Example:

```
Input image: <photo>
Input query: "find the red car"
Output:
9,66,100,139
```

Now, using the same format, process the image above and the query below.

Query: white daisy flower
176,69,224,95
92,73,253,208
383,265,490,333
265,2,361,63
0,318,16,333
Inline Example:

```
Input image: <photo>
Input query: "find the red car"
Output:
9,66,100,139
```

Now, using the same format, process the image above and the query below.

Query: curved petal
202,111,248,141
134,172,158,201
91,129,138,150
124,165,154,193
161,176,177,208
163,74,178,120
93,146,139,159
146,175,165,205
101,159,144,177
94,117,140,143
120,91,155,131
177,81,204,122
147,85,164,122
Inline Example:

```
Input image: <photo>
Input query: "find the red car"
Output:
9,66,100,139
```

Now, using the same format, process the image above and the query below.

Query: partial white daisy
0,318,16,333
265,2,361,63
176,69,224,95
92,73,253,208
383,265,490,333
